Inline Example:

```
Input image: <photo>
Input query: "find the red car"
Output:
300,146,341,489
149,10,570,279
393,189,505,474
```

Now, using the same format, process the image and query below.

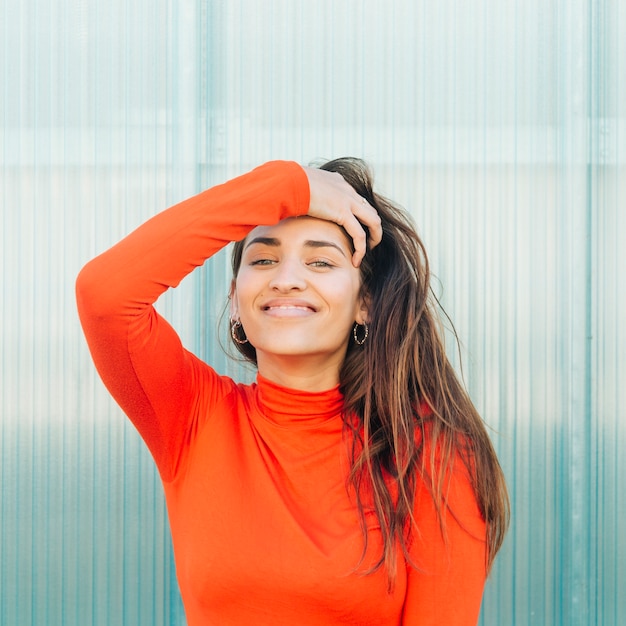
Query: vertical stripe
1,1,624,624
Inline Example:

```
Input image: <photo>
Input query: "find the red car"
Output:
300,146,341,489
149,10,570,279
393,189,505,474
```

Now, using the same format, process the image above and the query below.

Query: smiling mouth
263,304,315,313
261,301,317,318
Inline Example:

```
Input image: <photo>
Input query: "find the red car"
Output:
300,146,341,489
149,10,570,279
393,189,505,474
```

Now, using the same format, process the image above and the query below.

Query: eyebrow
244,237,348,257
244,236,280,249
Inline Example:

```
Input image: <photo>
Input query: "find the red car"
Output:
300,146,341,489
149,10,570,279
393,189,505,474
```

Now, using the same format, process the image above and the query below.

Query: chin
251,337,348,361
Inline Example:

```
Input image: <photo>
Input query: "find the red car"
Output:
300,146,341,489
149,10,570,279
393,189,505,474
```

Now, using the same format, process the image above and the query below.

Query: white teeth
268,306,308,310
264,305,312,311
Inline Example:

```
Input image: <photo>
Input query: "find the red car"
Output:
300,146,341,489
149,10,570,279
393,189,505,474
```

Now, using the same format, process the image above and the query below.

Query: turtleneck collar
252,374,344,427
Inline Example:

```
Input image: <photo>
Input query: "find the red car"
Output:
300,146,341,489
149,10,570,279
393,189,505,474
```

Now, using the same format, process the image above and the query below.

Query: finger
353,197,383,248
343,197,382,267
342,212,368,267
341,197,382,267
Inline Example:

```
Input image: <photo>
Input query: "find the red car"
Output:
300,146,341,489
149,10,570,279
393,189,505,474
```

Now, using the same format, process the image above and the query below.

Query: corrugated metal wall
1,1,624,624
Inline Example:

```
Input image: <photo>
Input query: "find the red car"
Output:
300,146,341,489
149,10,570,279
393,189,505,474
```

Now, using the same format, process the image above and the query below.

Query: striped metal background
1,1,624,624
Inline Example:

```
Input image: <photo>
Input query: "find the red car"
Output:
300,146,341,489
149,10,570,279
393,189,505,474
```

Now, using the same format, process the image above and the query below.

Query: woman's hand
303,167,383,267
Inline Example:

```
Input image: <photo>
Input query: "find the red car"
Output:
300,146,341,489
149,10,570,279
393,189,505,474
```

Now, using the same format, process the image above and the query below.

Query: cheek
232,272,262,314
330,278,363,318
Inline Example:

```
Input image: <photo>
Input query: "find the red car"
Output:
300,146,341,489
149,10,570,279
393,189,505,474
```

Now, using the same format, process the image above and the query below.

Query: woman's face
231,216,368,386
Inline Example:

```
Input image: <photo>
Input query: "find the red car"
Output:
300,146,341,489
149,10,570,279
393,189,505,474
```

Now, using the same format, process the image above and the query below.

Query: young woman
76,158,509,625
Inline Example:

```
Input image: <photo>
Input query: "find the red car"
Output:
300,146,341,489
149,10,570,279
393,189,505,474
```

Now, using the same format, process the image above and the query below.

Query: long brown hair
230,157,509,587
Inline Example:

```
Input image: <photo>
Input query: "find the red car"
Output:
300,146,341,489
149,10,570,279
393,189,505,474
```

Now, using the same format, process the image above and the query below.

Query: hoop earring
353,322,368,346
230,319,249,345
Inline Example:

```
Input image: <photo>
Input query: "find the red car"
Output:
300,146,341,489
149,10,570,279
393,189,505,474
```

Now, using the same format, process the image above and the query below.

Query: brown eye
308,260,334,268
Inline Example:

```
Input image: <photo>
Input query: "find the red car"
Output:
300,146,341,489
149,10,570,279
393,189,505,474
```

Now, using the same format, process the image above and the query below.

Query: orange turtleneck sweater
76,161,488,625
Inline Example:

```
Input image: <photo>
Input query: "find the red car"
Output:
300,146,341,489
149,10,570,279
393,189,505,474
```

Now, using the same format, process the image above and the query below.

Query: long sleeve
76,160,310,480
401,456,488,625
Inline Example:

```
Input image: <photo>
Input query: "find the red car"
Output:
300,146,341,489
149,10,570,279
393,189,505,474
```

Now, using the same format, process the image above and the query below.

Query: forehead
245,216,353,251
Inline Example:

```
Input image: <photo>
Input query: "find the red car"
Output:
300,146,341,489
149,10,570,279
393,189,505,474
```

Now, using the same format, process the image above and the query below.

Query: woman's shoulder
189,357,255,409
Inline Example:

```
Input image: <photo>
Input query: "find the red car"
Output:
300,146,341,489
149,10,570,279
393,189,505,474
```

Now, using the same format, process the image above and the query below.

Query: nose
268,258,307,292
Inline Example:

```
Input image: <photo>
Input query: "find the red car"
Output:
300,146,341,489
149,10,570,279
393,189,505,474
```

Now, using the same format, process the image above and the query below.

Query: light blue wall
1,1,624,624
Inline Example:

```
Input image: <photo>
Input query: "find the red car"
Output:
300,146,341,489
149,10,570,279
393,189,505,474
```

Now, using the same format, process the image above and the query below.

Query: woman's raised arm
76,161,310,479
